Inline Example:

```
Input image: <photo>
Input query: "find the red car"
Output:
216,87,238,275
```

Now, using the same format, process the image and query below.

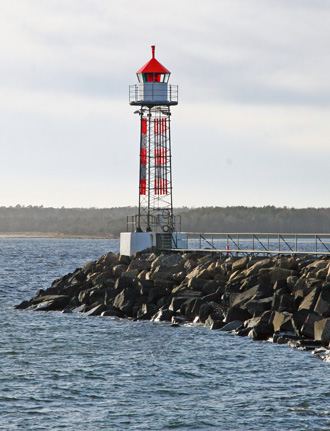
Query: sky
1,0,330,209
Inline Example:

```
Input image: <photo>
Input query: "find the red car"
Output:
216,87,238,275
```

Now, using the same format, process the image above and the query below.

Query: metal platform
165,232,330,256
129,84,178,106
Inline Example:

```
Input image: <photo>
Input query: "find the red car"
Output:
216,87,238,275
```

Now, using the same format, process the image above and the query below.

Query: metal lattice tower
129,46,178,233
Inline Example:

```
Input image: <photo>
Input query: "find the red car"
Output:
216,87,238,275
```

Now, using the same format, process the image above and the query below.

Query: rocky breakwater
16,251,330,360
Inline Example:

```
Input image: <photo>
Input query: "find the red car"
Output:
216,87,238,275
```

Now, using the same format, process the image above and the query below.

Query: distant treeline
0,206,137,237
1,205,330,237
180,206,330,233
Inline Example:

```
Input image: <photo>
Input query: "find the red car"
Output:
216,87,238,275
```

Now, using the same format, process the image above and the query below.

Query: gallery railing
169,232,330,256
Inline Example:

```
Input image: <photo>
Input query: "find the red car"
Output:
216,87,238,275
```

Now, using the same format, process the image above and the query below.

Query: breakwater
16,250,330,360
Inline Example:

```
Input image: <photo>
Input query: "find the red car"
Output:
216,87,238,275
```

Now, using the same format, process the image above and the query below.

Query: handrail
170,232,330,256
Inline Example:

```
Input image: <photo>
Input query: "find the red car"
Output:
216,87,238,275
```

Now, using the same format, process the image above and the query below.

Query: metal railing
170,232,330,256
126,214,181,233
129,84,178,105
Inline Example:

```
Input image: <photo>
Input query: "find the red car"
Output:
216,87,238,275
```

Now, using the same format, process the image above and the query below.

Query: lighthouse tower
120,46,179,256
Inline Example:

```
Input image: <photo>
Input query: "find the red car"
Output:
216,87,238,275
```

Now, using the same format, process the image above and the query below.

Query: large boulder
231,285,260,308
300,312,323,339
169,296,190,313
291,309,311,336
270,267,298,283
127,259,151,272
151,308,174,322
314,286,330,317
179,297,202,320
101,309,124,318
197,301,223,323
31,294,71,311
84,304,107,316
271,311,294,333
276,257,298,270
205,312,225,329
245,258,274,277
151,253,183,270
225,306,252,323
151,265,178,282
232,256,249,272
271,293,295,313
114,275,138,291
298,286,321,312
220,320,243,332
314,318,330,344
136,303,159,320
187,277,210,291
147,287,170,304
113,288,139,315
243,297,273,317
96,252,119,267
247,311,274,340
112,264,128,278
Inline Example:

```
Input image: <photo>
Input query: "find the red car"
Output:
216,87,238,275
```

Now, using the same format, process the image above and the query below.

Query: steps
156,233,173,250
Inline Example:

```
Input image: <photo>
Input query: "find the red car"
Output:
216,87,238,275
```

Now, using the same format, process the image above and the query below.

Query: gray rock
15,300,31,310
248,319,274,340
220,320,243,332
113,288,138,315
101,309,123,317
244,297,273,317
127,259,151,272
291,309,311,336
314,318,330,344
298,286,321,312
112,264,128,278
202,280,224,295
205,312,224,327
232,256,249,272
151,265,177,282
114,276,136,291
231,285,261,309
187,277,209,291
225,306,252,323
169,296,189,313
271,293,295,313
301,312,323,339
271,311,294,332
122,269,140,279
32,294,71,311
84,304,106,316
147,287,170,304
151,308,174,322
314,286,330,317
136,303,159,320
270,267,298,283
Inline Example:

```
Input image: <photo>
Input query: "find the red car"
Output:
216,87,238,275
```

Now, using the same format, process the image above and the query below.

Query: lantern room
129,46,178,106
136,46,171,83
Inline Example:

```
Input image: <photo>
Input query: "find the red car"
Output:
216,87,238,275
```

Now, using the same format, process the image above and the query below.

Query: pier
168,232,330,256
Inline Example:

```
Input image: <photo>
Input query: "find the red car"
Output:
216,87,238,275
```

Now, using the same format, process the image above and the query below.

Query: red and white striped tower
129,46,178,233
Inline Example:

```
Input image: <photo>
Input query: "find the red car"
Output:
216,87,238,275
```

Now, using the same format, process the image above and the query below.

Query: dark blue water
1,238,330,430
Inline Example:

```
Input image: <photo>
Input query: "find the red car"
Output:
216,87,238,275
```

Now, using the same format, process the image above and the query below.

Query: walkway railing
170,232,330,256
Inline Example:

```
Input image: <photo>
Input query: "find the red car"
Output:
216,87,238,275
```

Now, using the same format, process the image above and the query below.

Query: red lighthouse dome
136,46,171,83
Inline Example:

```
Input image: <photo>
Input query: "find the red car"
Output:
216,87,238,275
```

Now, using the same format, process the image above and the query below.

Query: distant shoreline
0,232,115,239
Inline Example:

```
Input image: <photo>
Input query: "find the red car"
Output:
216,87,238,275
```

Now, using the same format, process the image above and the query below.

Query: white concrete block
120,232,157,256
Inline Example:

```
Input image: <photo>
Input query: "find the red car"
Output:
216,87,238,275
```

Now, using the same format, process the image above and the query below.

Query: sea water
1,238,330,430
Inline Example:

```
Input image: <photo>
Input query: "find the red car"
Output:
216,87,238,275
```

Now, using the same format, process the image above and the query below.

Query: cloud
1,0,330,208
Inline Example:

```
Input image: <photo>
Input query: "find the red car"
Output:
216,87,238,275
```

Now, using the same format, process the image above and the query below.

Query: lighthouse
120,46,179,256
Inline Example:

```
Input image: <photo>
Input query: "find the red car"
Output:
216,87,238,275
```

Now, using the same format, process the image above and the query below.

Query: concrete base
120,232,189,256
120,232,157,256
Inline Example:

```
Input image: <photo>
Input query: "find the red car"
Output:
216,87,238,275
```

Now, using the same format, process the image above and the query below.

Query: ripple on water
1,239,330,431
